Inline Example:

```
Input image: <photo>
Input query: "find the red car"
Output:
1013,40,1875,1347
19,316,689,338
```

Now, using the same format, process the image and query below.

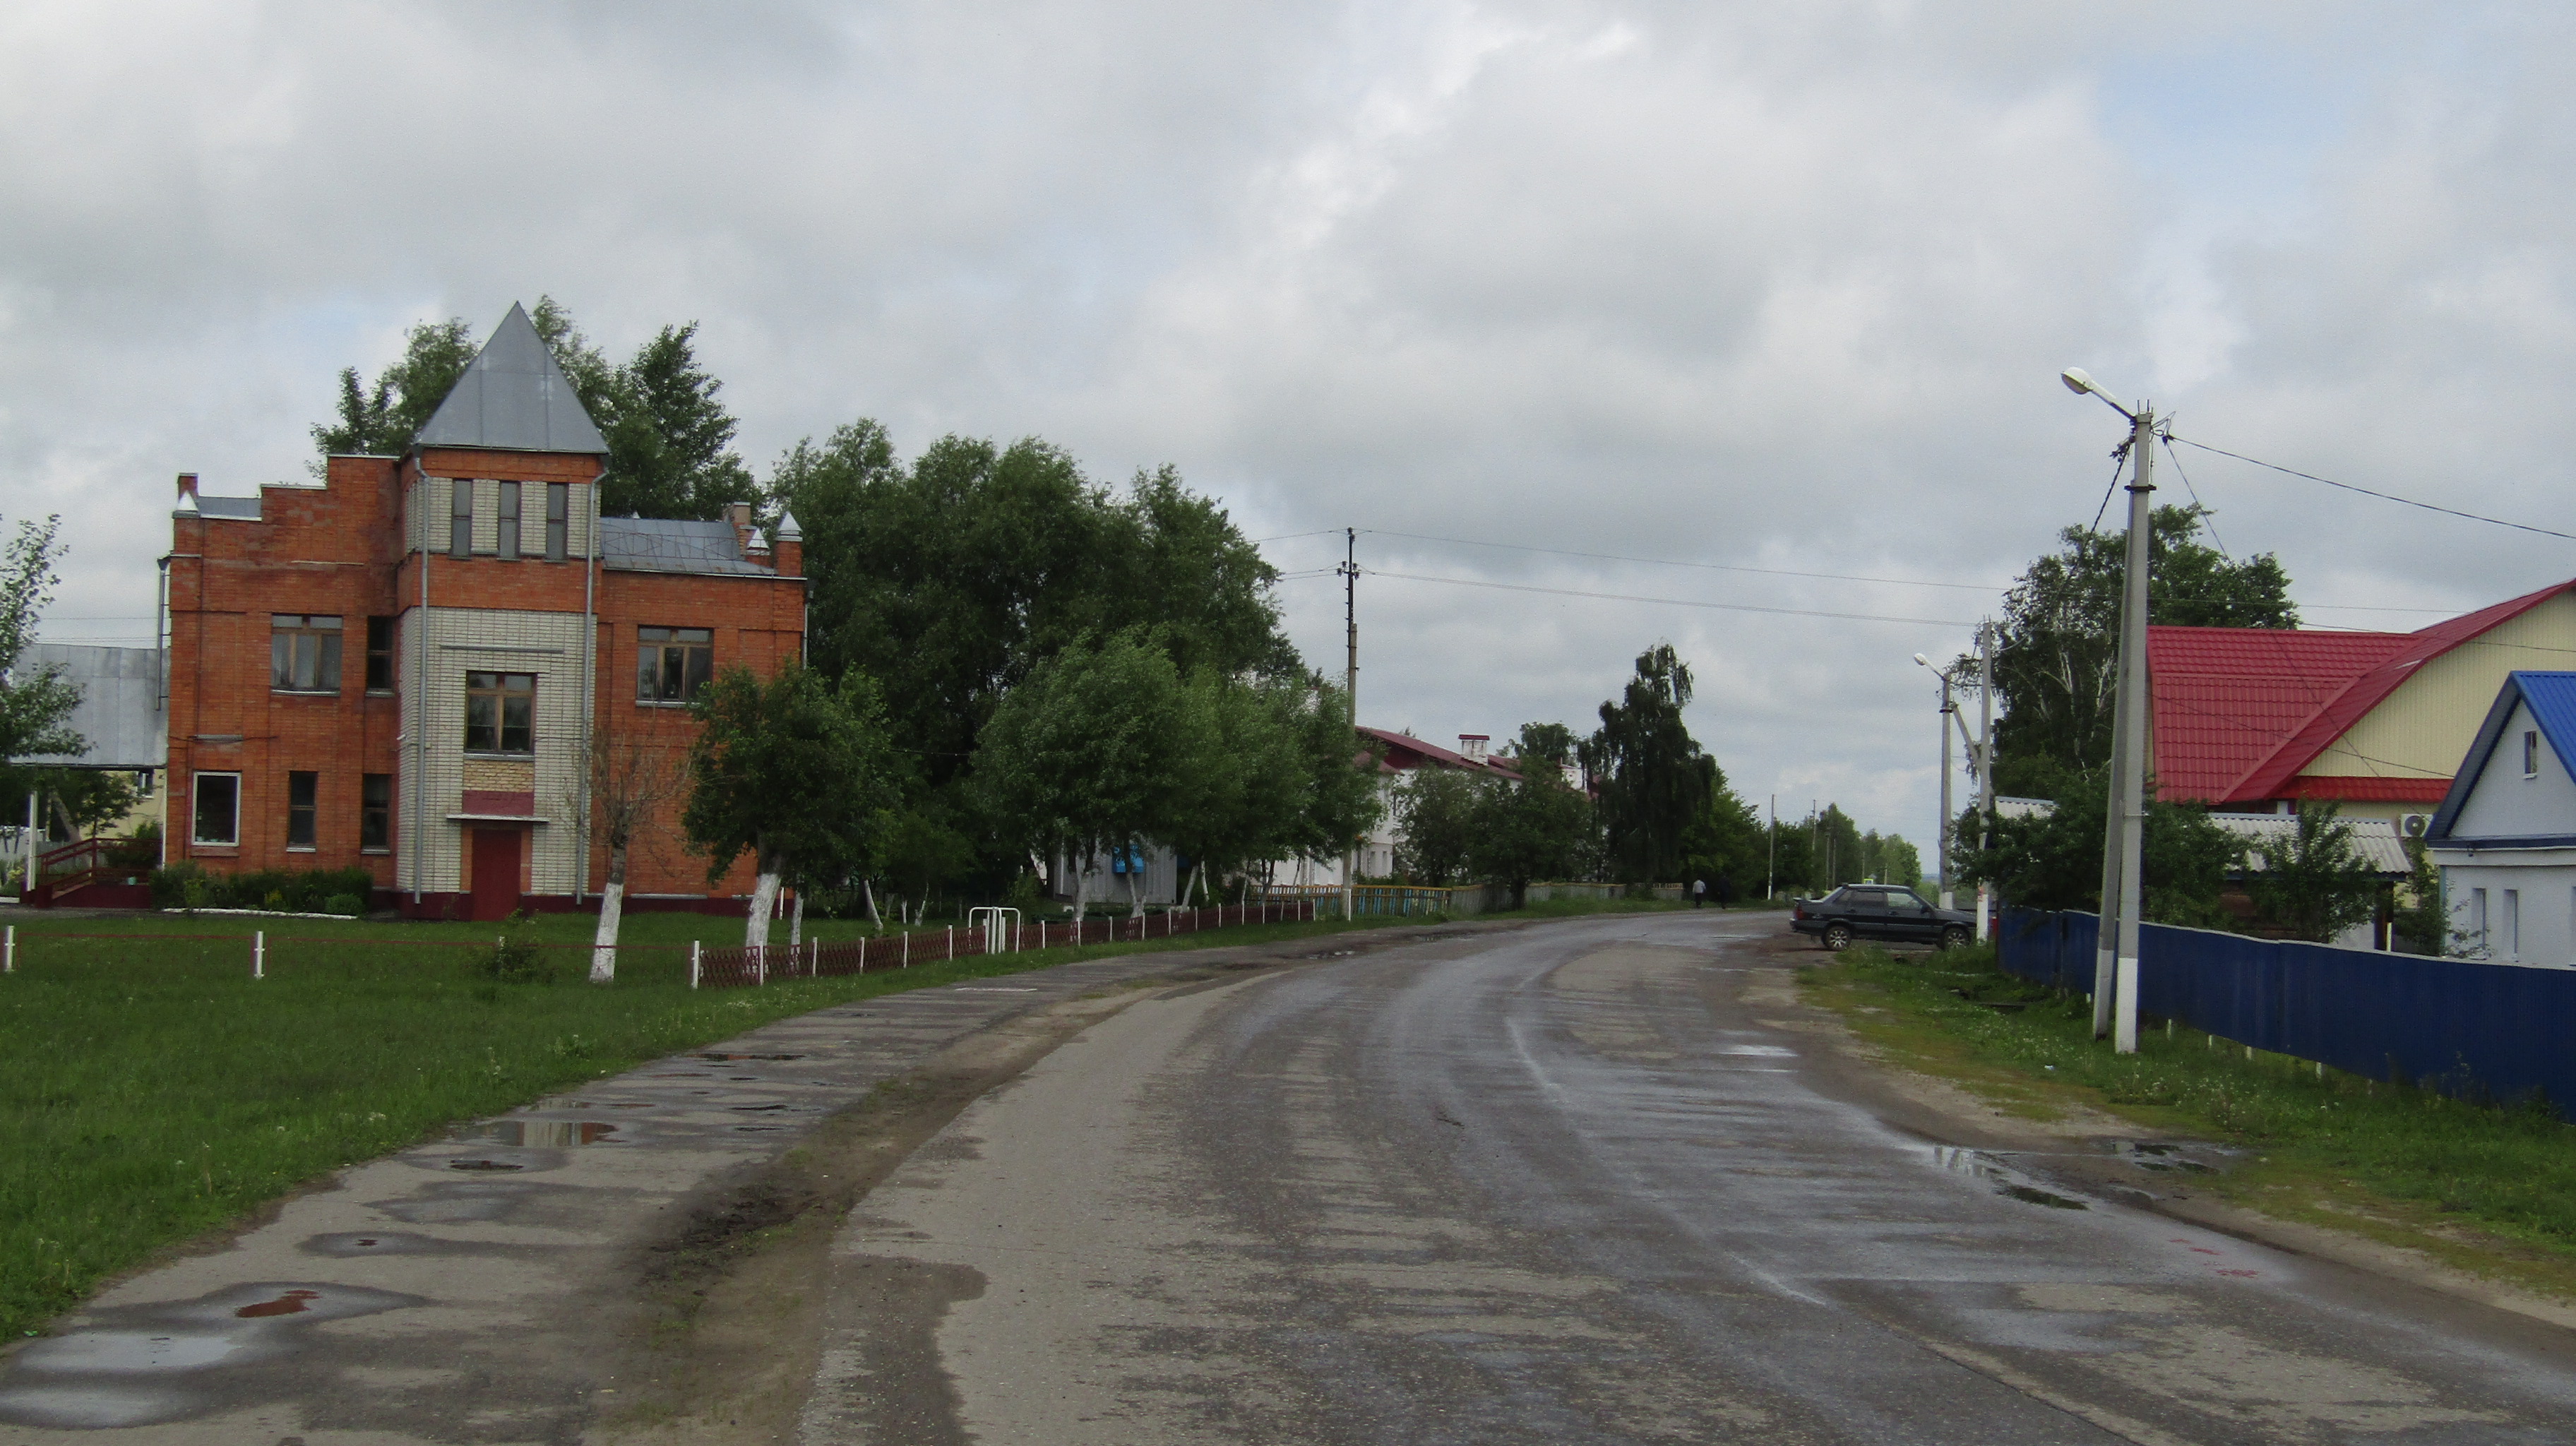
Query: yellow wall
2300,590,2576,800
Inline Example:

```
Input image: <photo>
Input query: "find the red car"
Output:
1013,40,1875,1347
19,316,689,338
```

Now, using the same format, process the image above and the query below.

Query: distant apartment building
163,304,806,919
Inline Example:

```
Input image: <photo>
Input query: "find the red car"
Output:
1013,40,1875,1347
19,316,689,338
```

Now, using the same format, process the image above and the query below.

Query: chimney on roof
174,472,199,515
724,501,758,556
1459,734,1489,763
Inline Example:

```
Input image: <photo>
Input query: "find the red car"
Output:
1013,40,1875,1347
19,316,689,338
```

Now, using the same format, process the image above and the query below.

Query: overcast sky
6,1,2575,859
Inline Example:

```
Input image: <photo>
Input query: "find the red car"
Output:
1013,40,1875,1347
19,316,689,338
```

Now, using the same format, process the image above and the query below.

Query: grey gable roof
414,303,609,455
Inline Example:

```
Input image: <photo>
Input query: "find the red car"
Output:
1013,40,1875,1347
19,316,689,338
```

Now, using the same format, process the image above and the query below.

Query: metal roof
598,516,773,576
17,644,165,769
2149,578,2576,805
413,303,609,455
2211,813,2412,876
186,496,263,521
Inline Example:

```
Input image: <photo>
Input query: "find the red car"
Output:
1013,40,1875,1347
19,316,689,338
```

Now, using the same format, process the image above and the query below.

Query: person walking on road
1691,878,1706,908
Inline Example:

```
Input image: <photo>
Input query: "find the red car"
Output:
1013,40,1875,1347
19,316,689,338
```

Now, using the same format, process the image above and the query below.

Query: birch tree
577,729,680,982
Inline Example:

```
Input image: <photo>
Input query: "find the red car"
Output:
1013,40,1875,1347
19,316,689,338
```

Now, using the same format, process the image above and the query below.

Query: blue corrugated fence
1998,908,2576,1113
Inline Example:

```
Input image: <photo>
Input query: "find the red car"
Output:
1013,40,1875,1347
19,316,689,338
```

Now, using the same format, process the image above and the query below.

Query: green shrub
483,919,555,984
321,893,365,918
150,864,376,914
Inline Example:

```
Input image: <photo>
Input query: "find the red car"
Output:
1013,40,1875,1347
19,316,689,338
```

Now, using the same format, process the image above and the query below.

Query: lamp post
2061,366,2153,1055
1913,652,1959,909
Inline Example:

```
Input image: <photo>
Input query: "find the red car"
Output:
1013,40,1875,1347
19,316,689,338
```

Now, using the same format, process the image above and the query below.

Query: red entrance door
470,828,523,921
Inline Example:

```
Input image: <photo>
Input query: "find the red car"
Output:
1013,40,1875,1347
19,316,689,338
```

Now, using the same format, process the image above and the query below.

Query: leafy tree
1992,504,2295,796
1956,776,2242,927
971,632,1193,921
309,318,477,467
0,518,81,769
1469,770,1594,909
2246,802,2383,943
683,662,900,947
2392,837,2450,957
1585,643,1713,883
1281,681,1382,888
876,801,978,925
1164,676,1312,902
1393,767,1486,885
1681,774,1767,902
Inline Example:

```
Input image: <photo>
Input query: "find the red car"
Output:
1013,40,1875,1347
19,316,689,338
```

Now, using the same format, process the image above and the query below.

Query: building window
270,615,343,692
2505,888,2522,960
287,771,318,850
192,771,239,847
365,616,395,692
361,772,392,851
465,671,535,754
496,480,522,560
636,627,713,704
546,482,568,562
2470,887,2488,953
450,479,473,558
2526,729,2541,777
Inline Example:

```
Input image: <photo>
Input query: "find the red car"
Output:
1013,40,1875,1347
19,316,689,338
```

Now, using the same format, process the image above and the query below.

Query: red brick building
163,304,807,919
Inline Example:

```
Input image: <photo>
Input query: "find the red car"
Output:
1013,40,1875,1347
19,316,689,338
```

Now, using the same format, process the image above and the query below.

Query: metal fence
689,898,1318,988
1998,908,2576,1112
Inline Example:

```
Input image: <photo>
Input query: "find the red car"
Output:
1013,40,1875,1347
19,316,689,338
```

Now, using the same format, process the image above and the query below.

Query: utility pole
1935,669,1955,908
1766,794,1776,900
1340,527,1358,924
1975,619,1997,940
2064,369,2154,1054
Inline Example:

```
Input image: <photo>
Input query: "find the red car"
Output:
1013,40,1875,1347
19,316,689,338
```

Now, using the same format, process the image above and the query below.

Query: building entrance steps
0,916,1535,1439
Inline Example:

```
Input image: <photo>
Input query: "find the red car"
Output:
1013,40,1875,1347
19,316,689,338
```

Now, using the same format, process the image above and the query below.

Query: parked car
1790,884,1974,951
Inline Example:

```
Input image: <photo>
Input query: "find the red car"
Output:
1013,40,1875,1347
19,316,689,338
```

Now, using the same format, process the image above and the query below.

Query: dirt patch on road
593,986,1161,1445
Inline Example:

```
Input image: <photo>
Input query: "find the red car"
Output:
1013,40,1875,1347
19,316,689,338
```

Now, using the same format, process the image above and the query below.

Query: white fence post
690,939,700,989
254,930,265,980
4,924,12,973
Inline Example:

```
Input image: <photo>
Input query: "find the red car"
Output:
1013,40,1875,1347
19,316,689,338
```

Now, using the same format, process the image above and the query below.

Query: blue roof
2428,671,2576,839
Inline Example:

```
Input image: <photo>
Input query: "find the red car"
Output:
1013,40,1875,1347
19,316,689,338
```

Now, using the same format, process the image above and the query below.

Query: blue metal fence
1998,908,2576,1111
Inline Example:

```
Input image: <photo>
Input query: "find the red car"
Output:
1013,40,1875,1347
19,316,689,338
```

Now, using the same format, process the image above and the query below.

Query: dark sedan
1790,884,1975,951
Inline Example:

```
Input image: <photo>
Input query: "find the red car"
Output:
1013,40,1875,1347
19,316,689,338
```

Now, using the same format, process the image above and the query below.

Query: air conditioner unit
2399,813,2433,840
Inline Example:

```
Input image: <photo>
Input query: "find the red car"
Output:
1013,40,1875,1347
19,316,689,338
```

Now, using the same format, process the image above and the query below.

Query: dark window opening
545,482,568,562
636,626,714,704
450,479,473,558
465,671,535,754
287,771,318,849
270,614,343,692
361,772,392,850
365,616,395,692
192,772,239,846
496,480,522,561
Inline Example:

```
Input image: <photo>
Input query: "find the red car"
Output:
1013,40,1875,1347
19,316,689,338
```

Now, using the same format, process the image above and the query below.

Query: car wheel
1940,925,1970,950
1822,921,1854,951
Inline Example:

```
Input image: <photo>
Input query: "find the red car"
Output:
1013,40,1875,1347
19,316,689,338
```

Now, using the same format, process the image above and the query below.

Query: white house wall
2431,852,2576,966
2450,699,2576,839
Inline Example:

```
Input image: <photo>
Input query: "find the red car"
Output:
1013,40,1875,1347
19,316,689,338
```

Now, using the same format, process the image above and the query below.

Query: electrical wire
2158,437,2230,561
1360,568,1975,627
1354,529,2007,594
2171,436,2576,542
2090,448,2128,532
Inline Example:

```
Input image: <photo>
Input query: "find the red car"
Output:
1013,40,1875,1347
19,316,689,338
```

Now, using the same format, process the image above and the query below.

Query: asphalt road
800,910,2576,1445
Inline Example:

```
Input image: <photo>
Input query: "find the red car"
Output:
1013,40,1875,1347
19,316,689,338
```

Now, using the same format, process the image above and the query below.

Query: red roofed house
2151,578,2576,827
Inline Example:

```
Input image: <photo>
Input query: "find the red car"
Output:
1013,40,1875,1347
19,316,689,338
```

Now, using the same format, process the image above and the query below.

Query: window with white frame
192,771,240,847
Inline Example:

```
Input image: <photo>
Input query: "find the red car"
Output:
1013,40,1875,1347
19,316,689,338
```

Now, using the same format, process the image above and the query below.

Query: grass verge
1804,942,2576,1299
0,904,1427,1339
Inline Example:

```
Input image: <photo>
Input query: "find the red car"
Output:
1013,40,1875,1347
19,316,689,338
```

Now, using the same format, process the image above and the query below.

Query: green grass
0,905,1412,1339
1806,943,2576,1295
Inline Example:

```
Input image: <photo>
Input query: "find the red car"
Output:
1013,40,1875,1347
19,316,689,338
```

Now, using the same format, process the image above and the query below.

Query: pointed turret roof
414,302,609,455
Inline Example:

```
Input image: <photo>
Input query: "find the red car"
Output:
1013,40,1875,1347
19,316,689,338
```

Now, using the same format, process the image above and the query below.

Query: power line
2171,436,2576,542
1356,528,2008,594
1361,568,1976,628
1251,528,1348,546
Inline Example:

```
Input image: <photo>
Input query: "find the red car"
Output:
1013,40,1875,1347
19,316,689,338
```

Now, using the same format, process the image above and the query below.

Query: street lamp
2064,366,2156,1056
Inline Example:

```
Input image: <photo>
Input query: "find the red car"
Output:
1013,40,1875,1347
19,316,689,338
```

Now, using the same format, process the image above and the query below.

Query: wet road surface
808,911,2576,1444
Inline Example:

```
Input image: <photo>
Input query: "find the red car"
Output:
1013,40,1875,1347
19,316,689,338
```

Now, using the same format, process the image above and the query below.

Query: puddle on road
2118,1141,2218,1174
1924,1146,2092,1211
700,1052,804,1061
446,1159,523,1172
233,1290,318,1319
303,1233,444,1257
453,1121,619,1147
